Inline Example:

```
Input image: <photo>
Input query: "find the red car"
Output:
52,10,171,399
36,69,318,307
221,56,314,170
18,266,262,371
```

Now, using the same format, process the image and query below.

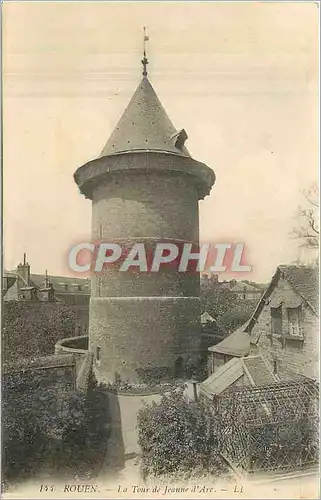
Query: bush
137,388,228,479
2,370,110,485
135,366,174,384
59,388,110,477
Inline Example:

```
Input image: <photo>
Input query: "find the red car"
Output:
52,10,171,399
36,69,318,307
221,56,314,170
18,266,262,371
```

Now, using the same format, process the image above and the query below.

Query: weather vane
141,26,149,76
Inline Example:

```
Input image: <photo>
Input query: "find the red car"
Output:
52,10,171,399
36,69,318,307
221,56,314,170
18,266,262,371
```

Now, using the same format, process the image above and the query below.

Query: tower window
171,129,188,150
96,347,101,362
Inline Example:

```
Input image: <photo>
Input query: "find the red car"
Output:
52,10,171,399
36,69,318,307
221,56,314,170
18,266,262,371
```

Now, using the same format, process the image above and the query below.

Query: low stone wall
55,335,89,351
55,335,92,392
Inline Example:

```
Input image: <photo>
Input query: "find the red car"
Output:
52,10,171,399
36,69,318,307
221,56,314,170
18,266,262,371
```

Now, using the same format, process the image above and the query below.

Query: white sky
3,1,319,281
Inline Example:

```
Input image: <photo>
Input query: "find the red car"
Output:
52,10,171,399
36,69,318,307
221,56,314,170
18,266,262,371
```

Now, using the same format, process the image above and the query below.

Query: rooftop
101,76,190,158
278,265,319,312
200,354,277,397
208,324,251,357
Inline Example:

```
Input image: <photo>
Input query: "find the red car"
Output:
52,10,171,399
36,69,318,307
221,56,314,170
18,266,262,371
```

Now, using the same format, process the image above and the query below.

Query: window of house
271,306,282,335
273,360,278,374
287,307,302,337
96,346,101,362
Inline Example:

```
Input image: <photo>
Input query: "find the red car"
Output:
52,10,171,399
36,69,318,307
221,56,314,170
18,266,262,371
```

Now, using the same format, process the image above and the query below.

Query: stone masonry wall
89,157,203,384
90,296,201,384
92,170,199,242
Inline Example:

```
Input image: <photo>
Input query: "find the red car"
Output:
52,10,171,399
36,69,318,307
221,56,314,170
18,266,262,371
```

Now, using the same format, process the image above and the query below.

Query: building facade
207,265,319,381
3,256,90,336
247,265,319,380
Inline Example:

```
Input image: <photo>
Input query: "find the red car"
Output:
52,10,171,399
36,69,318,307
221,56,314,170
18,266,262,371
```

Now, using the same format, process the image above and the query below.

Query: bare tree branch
290,182,319,249
309,217,319,235
300,187,319,208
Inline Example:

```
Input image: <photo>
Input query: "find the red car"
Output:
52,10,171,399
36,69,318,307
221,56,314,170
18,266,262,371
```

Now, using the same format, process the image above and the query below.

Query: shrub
2,369,110,485
135,366,174,385
137,388,228,479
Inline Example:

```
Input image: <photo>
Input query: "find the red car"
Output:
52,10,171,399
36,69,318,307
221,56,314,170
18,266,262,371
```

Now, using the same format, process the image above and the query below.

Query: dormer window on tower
170,129,188,151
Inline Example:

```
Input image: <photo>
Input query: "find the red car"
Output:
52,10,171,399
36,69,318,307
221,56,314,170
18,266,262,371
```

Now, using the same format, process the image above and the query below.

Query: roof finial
45,269,49,288
23,253,26,265
141,27,149,77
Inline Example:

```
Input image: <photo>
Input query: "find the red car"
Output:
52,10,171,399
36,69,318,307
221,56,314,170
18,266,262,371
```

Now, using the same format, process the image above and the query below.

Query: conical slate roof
100,76,190,158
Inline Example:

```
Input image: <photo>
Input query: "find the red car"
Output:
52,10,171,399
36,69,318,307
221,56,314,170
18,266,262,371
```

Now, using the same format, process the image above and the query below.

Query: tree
2,302,77,363
219,300,257,332
201,285,257,334
201,286,237,320
137,388,228,479
291,182,319,249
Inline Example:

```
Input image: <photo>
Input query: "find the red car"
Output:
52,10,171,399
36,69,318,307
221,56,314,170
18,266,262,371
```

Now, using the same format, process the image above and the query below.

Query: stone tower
74,60,215,385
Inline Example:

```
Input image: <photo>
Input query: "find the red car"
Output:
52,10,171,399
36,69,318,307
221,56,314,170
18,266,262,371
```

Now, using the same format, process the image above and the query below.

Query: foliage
201,286,237,321
201,285,257,334
218,300,258,332
2,302,77,363
183,354,207,381
107,360,207,390
2,368,110,485
59,388,110,476
137,388,228,479
135,366,174,384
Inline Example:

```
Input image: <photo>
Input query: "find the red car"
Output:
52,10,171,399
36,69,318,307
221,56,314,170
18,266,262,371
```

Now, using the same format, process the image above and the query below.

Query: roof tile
278,265,319,312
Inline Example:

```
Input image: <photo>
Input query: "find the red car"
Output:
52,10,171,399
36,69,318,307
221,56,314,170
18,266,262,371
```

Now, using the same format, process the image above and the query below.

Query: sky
3,1,319,282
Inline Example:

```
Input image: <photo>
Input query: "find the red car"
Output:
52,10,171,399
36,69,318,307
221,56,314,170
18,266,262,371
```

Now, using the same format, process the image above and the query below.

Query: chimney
16,253,30,295
229,279,237,289
40,270,55,302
